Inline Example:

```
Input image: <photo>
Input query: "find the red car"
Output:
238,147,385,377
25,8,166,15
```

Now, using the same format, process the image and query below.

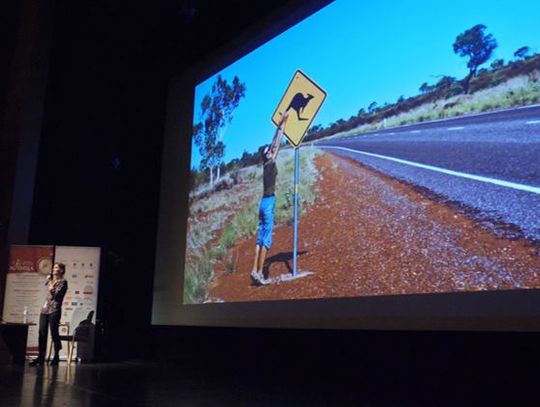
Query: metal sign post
293,146,300,277
268,70,326,283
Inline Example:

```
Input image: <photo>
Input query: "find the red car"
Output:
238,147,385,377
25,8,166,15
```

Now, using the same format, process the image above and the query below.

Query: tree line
304,24,538,142
192,24,539,189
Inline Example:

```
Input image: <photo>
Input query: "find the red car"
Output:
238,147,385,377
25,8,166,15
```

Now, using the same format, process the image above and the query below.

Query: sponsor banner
54,246,100,361
2,246,54,354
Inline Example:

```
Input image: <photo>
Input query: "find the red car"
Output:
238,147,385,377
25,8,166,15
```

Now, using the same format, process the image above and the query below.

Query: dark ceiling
49,0,296,77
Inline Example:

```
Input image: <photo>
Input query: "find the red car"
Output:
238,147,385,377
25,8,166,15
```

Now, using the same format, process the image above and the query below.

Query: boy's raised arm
270,112,289,160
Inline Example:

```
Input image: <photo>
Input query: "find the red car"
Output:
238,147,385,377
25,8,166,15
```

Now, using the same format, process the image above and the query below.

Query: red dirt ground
208,153,540,302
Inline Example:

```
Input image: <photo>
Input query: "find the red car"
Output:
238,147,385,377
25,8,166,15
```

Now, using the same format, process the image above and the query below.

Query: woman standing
29,262,68,366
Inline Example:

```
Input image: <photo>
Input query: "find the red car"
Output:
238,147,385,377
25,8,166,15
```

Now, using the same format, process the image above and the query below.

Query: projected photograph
184,0,540,304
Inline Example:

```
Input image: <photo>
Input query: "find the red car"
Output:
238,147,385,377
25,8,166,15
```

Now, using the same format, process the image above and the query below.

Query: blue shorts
257,195,275,249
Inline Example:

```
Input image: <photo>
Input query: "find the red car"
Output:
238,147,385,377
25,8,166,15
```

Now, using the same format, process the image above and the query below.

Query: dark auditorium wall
1,0,55,311
0,0,24,316
21,0,294,360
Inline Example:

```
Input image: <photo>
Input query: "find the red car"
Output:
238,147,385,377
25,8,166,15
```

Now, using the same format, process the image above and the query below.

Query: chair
47,321,71,362
48,309,94,363
68,310,95,363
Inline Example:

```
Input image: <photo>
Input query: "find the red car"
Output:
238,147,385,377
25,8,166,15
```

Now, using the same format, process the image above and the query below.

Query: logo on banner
9,259,34,273
37,257,52,275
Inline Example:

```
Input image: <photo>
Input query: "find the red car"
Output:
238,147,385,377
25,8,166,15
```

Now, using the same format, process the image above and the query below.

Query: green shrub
209,245,226,260
219,224,237,250
232,200,259,238
223,251,237,274
481,103,494,112
184,252,213,304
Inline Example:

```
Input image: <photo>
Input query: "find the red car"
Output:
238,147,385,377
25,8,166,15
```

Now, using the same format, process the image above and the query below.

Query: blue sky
191,0,540,169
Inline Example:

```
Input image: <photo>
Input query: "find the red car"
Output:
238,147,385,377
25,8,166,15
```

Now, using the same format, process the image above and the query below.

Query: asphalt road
315,105,540,241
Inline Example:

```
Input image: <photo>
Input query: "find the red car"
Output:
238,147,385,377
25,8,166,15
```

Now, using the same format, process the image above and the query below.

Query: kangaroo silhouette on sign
286,92,314,121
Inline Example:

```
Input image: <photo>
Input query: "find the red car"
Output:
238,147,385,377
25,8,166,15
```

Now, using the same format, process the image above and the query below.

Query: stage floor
0,355,534,406
1,359,375,406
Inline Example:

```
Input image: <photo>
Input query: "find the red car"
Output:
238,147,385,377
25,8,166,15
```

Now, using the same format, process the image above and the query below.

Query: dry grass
183,145,320,303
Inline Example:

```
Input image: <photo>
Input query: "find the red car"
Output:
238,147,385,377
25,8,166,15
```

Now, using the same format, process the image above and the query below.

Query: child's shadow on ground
263,251,308,279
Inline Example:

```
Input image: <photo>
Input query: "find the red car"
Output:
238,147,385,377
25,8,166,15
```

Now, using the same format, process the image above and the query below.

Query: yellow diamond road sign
272,70,327,147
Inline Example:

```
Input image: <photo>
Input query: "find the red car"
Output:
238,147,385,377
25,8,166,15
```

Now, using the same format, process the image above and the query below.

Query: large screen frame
152,0,540,330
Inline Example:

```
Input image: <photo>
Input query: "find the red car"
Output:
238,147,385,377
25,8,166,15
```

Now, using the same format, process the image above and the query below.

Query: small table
0,322,32,365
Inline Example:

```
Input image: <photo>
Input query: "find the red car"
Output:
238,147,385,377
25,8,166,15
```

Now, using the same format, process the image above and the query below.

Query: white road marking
517,104,540,110
319,145,540,195
526,120,540,124
447,126,465,131
409,130,421,133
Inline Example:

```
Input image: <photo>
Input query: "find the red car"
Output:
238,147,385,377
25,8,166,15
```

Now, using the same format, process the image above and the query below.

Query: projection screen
152,0,540,330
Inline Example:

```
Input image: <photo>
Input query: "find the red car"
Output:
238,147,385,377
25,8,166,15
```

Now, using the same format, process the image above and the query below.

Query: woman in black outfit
29,262,68,366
